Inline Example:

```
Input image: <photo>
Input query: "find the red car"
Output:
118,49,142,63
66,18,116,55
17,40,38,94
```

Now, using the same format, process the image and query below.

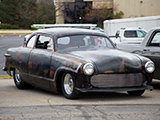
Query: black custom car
3,28,155,99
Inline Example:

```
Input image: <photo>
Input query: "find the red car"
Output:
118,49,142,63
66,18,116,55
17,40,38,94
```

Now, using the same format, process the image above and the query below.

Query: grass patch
0,75,13,79
0,33,32,35
0,29,33,35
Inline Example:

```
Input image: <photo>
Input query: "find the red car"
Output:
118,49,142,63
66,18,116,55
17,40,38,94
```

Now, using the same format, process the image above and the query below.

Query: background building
56,0,160,24
114,0,160,18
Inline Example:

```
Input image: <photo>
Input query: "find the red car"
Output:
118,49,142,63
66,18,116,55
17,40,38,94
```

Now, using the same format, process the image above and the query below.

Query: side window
26,35,36,48
124,31,137,38
137,30,147,38
36,35,53,50
57,37,70,45
47,38,54,50
149,32,160,47
57,37,70,50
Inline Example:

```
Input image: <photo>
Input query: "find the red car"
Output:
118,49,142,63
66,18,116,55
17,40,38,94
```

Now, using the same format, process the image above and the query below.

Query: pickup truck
109,27,147,44
117,27,160,79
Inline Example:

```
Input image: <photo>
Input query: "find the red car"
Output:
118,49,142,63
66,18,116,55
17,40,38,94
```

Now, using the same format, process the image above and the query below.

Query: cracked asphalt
0,79,160,120
1,105,160,120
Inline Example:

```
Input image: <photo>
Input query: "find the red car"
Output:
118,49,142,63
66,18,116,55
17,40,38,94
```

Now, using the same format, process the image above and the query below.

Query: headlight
145,61,155,73
83,63,94,75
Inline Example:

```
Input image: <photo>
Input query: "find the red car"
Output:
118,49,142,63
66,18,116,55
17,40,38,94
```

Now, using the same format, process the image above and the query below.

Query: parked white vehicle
109,27,147,44
104,16,160,36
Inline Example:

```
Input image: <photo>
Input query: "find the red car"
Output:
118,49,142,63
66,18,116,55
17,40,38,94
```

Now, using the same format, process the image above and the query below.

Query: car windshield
56,35,114,50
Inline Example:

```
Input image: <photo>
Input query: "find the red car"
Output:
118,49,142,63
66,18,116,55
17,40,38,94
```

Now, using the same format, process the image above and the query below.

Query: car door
142,31,160,79
18,34,37,83
28,33,54,89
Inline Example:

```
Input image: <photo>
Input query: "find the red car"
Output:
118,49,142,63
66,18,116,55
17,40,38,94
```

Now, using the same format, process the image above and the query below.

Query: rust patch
137,60,142,69
43,69,48,74
119,59,125,72
105,71,114,73
59,34,63,37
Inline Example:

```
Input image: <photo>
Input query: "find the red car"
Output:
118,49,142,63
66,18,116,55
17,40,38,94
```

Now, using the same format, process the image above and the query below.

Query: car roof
33,28,107,39
119,27,146,31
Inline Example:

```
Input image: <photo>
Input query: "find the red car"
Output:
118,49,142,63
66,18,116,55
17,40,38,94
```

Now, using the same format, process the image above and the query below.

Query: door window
124,31,137,38
36,35,53,50
137,30,147,38
149,32,160,47
26,35,36,48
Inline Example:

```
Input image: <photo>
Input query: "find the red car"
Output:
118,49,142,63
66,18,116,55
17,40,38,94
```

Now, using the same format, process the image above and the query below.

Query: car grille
91,73,145,88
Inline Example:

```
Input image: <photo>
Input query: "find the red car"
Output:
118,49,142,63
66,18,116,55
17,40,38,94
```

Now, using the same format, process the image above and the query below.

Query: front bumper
76,83,153,93
2,66,13,76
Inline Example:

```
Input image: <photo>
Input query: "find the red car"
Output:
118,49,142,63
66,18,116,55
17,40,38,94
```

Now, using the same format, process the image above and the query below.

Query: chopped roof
33,28,107,38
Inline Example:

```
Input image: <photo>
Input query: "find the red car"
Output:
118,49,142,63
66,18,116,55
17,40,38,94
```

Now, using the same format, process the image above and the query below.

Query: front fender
53,64,82,82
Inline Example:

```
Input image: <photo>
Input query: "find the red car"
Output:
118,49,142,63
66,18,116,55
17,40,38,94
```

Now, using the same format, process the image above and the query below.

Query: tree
0,0,56,29
84,4,124,27
0,0,22,26
18,0,37,28
36,0,56,24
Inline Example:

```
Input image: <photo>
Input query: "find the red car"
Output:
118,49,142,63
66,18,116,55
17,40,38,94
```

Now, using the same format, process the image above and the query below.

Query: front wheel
13,68,32,89
127,90,145,96
61,72,78,99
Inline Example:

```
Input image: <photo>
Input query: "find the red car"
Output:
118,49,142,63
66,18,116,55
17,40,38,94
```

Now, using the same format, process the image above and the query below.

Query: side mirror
115,33,119,38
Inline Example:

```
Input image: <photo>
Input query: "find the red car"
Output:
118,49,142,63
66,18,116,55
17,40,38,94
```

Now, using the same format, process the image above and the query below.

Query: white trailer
104,16,160,36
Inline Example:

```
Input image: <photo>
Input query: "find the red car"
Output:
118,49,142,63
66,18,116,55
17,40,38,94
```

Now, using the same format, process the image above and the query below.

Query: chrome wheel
15,69,21,83
13,68,33,89
64,73,74,95
61,72,78,99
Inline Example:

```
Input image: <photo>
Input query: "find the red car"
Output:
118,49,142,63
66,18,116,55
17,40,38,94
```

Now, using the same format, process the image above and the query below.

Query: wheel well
8,67,15,76
56,71,64,93
56,71,76,93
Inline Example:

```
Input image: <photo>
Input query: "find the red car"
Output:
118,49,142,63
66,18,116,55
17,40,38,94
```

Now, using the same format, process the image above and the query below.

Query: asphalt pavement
0,35,25,75
0,79,160,120
0,30,34,75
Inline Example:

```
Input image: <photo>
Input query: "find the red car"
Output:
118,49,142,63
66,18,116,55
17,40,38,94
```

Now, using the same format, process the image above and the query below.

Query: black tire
13,68,32,89
127,90,145,96
61,72,78,99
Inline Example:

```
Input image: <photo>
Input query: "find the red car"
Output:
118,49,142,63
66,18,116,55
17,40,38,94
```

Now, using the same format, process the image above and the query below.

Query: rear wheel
13,68,32,89
61,72,78,99
127,90,145,96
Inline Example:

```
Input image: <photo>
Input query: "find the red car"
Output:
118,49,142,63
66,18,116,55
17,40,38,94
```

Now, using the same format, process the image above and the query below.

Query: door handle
143,48,150,51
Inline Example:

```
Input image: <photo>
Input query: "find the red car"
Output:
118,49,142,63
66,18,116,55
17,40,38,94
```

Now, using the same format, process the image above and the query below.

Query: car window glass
47,38,54,50
26,35,36,48
36,35,53,50
149,32,160,47
137,30,147,38
57,37,70,44
124,31,137,38
94,37,107,47
57,35,113,50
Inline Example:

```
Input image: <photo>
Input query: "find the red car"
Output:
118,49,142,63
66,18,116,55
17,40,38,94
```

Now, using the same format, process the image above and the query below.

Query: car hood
60,47,143,73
